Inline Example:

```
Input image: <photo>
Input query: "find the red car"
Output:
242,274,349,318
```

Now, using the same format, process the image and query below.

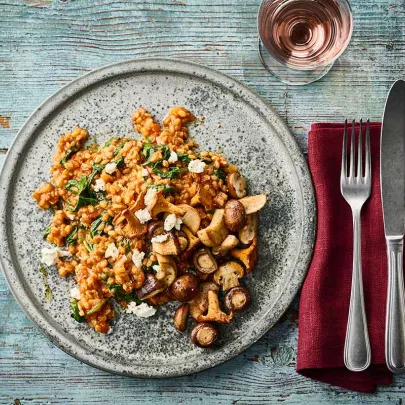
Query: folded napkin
296,122,392,393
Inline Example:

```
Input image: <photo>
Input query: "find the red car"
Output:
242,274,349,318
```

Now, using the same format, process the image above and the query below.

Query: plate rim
0,57,316,378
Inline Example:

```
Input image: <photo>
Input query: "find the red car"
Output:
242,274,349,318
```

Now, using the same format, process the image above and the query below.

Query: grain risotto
33,106,267,347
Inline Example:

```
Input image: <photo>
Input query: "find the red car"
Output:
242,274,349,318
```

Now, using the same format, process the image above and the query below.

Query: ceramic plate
0,58,315,377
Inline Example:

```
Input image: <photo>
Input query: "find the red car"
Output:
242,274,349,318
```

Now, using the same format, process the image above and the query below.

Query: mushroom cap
213,261,245,291
171,274,200,302
224,199,246,232
226,172,247,199
190,322,220,348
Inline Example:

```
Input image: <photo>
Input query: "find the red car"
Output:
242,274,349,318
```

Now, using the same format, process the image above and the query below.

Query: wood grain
1,0,405,403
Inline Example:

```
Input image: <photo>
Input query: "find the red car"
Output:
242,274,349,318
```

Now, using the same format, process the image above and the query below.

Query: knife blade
381,79,405,373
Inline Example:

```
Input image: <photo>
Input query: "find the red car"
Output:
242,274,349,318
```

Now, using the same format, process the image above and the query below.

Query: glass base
258,39,333,85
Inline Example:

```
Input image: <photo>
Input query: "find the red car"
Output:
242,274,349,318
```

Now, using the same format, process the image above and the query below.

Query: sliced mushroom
226,172,247,199
121,209,148,238
178,204,201,235
238,194,267,215
190,184,214,211
148,191,186,218
181,226,201,259
238,213,258,246
189,281,219,321
171,274,200,302
147,220,165,238
213,261,244,291
156,253,178,287
193,248,218,274
230,237,258,274
191,322,220,348
212,235,239,256
197,209,228,247
224,287,251,312
152,232,181,256
196,290,233,324
147,289,175,306
175,230,189,251
173,303,190,332
224,200,246,232
136,274,166,300
128,190,147,212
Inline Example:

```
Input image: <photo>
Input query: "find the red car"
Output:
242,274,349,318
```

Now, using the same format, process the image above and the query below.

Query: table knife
381,79,405,373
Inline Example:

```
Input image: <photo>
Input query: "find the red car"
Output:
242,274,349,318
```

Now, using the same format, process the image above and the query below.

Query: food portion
32,106,266,346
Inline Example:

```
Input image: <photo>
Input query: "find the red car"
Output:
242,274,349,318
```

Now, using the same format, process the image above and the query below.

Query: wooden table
1,1,404,403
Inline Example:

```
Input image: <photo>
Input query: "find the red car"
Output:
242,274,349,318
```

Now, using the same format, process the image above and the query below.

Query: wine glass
258,0,353,85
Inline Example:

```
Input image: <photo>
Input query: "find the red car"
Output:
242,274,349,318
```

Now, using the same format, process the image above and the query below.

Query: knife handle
386,237,405,373
344,209,371,372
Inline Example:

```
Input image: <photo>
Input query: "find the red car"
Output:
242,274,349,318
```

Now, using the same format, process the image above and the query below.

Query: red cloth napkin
296,122,392,393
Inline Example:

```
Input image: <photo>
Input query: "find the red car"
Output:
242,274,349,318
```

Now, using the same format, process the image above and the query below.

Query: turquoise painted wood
1,0,405,404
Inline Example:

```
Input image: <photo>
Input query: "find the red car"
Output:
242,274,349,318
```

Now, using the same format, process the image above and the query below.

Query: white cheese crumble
67,214,76,221
152,264,161,272
132,249,145,268
70,287,81,300
144,187,157,208
141,168,149,177
151,233,169,243
41,247,70,266
105,243,119,259
188,159,206,173
135,208,152,224
93,178,106,192
105,162,117,174
125,302,157,318
164,213,183,231
168,150,178,163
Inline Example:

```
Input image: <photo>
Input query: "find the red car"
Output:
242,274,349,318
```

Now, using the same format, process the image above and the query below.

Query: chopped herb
142,144,170,165
177,153,191,163
83,240,94,252
146,184,177,195
60,148,76,166
86,298,109,315
66,226,78,246
104,137,117,147
43,223,51,240
152,166,186,179
39,265,53,302
213,168,227,182
90,217,103,238
120,237,131,253
113,141,126,156
70,299,84,323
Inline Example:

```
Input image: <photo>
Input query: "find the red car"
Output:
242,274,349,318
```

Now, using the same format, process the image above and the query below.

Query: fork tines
341,119,371,182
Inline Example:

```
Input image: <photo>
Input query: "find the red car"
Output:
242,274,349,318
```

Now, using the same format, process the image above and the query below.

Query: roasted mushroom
155,253,178,287
190,184,214,211
171,273,200,302
212,235,239,256
189,281,219,321
178,204,201,235
191,322,220,348
224,287,251,312
213,261,244,291
152,232,181,256
176,230,189,251
147,289,175,306
238,213,258,246
224,200,246,232
197,209,228,247
182,226,201,255
137,274,166,300
196,290,233,324
173,303,190,331
147,220,165,238
226,172,247,199
230,237,258,274
239,194,267,215
193,248,218,274
119,209,148,238
147,191,186,218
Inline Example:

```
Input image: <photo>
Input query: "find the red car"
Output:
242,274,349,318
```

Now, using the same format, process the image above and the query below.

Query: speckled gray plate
0,58,315,378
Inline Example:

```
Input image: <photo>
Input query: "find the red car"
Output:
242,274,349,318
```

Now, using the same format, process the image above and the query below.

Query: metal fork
341,119,372,372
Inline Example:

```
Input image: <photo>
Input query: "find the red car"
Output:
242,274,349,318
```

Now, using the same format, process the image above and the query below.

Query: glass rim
257,0,354,70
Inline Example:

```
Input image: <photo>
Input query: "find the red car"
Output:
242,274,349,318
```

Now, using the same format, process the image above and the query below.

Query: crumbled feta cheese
135,208,152,224
125,302,157,318
164,213,183,231
41,247,70,266
70,287,81,300
188,159,206,173
152,265,161,272
106,326,114,334
105,162,117,174
105,243,119,259
93,178,106,192
141,168,149,177
151,233,169,243
132,249,145,268
168,150,178,163
144,188,157,208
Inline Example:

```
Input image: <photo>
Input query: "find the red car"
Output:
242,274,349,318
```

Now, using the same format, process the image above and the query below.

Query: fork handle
386,237,405,373
344,209,371,372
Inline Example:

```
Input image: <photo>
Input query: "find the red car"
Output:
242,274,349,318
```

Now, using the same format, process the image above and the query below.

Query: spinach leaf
177,153,191,163
115,156,125,168
105,282,142,304
213,168,227,182
104,137,117,147
43,223,51,240
120,237,131,253
70,300,84,323
83,240,94,252
60,148,76,166
142,144,170,165
39,265,53,302
152,166,185,179
65,175,88,195
66,226,78,246
146,184,177,196
90,217,103,238
113,141,126,156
